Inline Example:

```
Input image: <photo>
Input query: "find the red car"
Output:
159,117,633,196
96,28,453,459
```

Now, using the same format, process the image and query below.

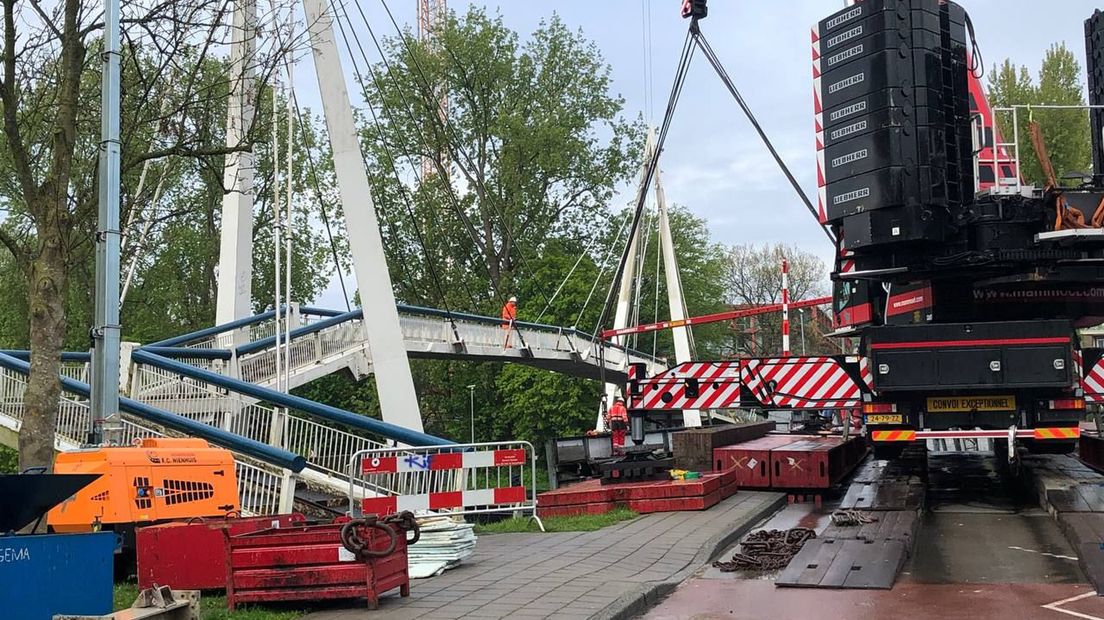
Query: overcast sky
306,0,1101,310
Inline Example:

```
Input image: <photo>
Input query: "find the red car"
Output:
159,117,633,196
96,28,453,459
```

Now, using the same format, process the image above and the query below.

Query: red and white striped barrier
1084,354,1104,404
348,442,544,531
781,258,790,357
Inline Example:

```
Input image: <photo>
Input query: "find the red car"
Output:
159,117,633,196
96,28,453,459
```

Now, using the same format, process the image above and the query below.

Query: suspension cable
595,27,695,347
344,1,500,301
290,92,351,311
329,1,511,345
573,209,632,331
337,0,535,347
693,29,835,244
327,3,468,322
375,0,556,315
333,2,492,307
651,208,662,359
534,238,596,324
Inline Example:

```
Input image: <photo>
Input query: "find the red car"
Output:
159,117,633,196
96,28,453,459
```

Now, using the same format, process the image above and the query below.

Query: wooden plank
671,422,774,472
776,539,906,589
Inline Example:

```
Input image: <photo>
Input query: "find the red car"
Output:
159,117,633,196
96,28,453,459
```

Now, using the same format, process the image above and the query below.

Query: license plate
926,395,1016,413
865,414,902,424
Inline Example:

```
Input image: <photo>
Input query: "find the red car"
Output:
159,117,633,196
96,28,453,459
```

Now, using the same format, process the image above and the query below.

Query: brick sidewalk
305,490,785,620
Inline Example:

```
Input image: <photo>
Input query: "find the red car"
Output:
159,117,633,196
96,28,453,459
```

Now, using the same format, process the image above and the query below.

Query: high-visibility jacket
501,302,517,327
608,401,628,422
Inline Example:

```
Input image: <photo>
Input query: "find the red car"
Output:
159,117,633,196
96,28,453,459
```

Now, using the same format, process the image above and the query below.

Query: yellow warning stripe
871,430,916,442
1033,427,1081,440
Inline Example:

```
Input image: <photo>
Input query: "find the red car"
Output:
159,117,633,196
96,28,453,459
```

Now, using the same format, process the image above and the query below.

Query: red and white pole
781,258,790,357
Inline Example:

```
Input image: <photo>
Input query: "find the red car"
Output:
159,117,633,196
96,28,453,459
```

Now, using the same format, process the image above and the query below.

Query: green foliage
0,69,343,347
359,6,642,312
629,206,730,359
0,446,17,473
473,508,638,534
987,43,1092,185
494,365,603,450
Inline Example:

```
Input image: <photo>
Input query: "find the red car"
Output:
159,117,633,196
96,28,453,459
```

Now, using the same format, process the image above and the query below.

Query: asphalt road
646,450,1102,620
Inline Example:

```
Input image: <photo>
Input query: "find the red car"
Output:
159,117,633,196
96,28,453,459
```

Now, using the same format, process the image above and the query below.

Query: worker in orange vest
501,296,518,348
607,397,630,452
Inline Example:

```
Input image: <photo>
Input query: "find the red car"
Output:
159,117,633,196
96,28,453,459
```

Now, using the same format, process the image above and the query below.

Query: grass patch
114,583,306,620
473,507,638,534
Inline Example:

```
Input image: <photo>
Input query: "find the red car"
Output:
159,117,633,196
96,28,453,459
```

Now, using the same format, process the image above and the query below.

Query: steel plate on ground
850,455,928,485
775,539,907,589
1047,484,1104,513
1058,512,1104,594
840,481,925,511
820,510,919,550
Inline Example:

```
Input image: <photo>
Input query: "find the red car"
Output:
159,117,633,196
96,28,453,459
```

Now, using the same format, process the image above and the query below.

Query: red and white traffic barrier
349,442,544,531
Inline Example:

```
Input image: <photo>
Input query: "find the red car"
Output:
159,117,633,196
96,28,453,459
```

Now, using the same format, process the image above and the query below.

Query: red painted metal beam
601,296,832,340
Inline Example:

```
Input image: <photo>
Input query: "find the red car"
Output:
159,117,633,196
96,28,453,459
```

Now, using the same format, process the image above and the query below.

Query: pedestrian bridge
0,303,667,515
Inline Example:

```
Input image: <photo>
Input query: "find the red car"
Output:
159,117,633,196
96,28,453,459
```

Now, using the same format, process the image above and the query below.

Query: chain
712,527,816,572
383,510,422,545
830,509,878,527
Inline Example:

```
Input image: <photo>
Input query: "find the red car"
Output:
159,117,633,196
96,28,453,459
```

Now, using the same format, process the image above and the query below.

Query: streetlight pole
798,308,806,355
466,385,476,443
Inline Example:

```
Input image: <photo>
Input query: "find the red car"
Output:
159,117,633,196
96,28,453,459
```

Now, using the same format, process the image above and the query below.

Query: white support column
655,167,700,427
597,131,656,431
216,0,258,336
304,0,425,432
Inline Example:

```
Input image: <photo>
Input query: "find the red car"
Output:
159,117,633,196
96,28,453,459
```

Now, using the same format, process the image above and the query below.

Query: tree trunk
19,227,68,472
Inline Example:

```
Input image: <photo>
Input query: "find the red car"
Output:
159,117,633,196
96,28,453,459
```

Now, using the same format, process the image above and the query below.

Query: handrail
0,350,92,362
132,350,453,447
236,309,361,356
395,304,665,362
235,304,666,365
141,346,232,360
145,309,281,347
0,351,306,472
300,306,345,317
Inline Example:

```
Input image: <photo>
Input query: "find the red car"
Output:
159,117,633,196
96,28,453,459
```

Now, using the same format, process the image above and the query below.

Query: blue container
0,531,115,619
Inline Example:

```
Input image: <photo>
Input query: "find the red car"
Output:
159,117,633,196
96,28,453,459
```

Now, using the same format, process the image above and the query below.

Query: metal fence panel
348,441,544,531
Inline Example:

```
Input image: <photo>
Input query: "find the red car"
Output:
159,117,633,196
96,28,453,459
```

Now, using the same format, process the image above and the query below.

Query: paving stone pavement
305,490,785,620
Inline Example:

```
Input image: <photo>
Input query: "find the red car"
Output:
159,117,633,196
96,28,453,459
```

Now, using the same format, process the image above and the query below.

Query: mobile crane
614,0,1104,461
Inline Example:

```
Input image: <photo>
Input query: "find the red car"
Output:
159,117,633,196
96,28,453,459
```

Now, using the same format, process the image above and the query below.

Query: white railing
59,362,89,383
238,319,364,386
236,458,286,516
981,104,1104,195
283,413,389,478
129,364,390,489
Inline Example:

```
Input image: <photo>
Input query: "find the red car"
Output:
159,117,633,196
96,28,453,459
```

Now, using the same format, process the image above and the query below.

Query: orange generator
49,438,240,552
